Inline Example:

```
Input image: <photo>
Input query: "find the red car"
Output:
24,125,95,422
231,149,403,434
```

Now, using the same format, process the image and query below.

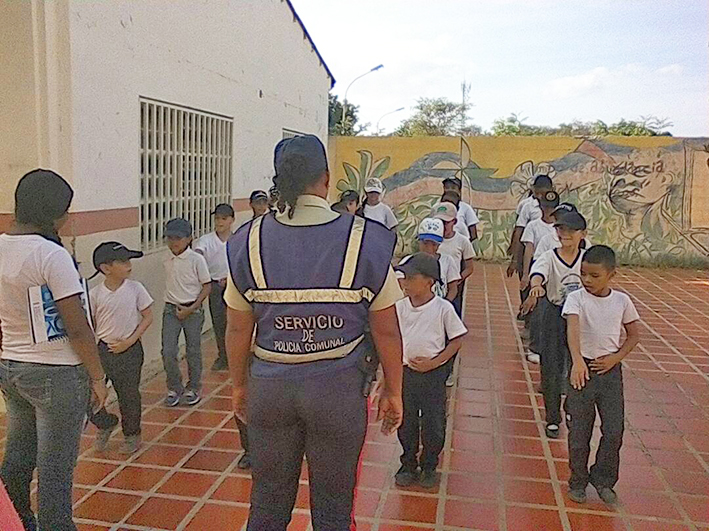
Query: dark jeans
0,361,90,531
528,303,543,354
161,303,204,393
539,297,568,425
566,362,625,490
209,281,228,364
398,364,449,471
89,341,144,436
246,365,367,531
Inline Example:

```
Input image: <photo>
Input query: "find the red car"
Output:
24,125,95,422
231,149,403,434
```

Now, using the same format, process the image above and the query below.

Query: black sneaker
545,424,560,439
419,469,439,489
394,466,419,487
237,453,252,470
212,358,228,371
567,487,587,504
593,484,618,505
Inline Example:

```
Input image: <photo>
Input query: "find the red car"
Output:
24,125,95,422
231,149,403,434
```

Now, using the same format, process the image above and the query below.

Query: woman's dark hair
15,169,74,246
273,154,323,219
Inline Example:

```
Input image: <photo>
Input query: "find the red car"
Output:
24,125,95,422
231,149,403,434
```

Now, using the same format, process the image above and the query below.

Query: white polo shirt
516,196,542,228
194,232,230,281
90,280,153,343
454,202,479,237
164,248,211,305
363,203,398,230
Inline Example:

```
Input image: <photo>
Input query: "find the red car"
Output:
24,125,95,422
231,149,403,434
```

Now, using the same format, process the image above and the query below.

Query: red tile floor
2,264,709,530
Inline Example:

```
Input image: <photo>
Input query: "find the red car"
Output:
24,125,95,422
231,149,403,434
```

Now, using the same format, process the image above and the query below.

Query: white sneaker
526,352,540,364
445,373,455,387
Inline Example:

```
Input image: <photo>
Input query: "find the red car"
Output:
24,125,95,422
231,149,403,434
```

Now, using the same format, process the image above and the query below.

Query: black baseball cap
165,218,192,238
340,190,360,202
274,135,328,177
212,203,235,217
443,176,462,188
249,190,268,203
539,191,560,209
533,175,553,189
93,241,143,270
394,253,441,283
554,211,587,231
552,202,578,217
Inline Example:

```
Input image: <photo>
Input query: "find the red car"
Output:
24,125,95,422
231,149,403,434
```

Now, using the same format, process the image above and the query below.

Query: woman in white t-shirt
361,178,398,230
0,170,107,531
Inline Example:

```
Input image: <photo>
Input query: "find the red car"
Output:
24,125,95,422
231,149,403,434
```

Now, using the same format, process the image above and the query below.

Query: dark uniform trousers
538,297,568,426
208,281,228,364
565,362,624,490
398,363,449,472
89,341,144,436
246,364,367,531
235,416,249,454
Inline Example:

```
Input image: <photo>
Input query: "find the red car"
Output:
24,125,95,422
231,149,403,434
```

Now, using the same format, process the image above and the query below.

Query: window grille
140,98,233,252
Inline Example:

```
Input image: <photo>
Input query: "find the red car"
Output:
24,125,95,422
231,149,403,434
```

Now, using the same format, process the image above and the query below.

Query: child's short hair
532,175,553,191
583,245,616,270
441,190,461,206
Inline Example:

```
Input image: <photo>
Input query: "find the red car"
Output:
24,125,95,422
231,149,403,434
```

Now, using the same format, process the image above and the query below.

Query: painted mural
329,136,709,266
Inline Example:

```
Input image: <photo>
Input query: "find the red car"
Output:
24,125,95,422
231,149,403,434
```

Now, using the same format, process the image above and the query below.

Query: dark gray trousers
246,365,367,531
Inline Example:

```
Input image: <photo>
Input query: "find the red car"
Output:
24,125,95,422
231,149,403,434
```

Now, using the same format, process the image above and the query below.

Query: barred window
140,98,233,252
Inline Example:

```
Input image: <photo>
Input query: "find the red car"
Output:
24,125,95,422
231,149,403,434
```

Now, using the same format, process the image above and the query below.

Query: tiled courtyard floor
2,264,709,530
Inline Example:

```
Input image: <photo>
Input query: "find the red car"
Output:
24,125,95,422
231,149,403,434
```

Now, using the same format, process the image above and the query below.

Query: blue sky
294,0,708,136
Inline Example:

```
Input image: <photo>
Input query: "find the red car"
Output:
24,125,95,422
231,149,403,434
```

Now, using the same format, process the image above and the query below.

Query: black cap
274,135,328,177
533,175,553,189
554,211,587,231
539,191,560,209
443,176,462,188
552,202,578,217
93,241,143,270
340,190,360,202
394,253,441,283
212,203,235,217
249,190,268,203
165,218,192,238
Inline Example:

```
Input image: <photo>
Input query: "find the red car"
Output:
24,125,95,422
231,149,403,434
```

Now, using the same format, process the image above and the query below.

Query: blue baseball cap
165,218,192,238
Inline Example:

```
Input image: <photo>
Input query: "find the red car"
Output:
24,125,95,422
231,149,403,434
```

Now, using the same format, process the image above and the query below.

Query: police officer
224,135,404,531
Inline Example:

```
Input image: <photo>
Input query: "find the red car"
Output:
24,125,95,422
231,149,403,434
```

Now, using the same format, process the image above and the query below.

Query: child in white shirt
393,253,467,490
89,242,154,454
361,177,398,230
563,245,640,506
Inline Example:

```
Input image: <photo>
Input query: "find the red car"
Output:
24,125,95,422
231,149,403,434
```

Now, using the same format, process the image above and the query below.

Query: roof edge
283,0,336,88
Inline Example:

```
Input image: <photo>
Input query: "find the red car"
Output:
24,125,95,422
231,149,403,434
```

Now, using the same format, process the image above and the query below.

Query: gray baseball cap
165,218,192,238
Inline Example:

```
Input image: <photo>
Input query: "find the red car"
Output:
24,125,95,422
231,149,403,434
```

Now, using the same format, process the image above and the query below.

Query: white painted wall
2,0,331,371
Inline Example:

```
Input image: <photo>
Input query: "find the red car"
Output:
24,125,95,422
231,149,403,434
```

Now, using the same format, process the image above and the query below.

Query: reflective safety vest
227,213,395,364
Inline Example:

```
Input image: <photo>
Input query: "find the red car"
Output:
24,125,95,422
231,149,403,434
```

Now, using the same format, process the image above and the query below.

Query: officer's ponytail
274,154,321,219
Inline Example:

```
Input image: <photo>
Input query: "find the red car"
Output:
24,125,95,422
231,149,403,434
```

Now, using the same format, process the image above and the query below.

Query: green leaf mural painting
331,136,709,267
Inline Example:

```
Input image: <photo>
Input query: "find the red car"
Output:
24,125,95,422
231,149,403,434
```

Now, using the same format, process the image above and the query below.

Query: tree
329,94,368,136
394,82,482,137
491,114,672,137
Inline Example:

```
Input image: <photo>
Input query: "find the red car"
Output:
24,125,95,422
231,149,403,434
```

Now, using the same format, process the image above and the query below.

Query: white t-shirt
438,232,475,274
90,280,154,343
164,248,211,305
530,249,585,306
535,232,561,260
562,289,640,360
363,203,398,229
398,253,461,298
521,219,556,252
454,202,479,237
395,296,467,366
194,232,230,281
516,198,542,228
0,235,84,365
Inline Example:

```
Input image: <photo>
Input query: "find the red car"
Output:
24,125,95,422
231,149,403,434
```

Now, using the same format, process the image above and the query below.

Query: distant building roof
284,0,335,88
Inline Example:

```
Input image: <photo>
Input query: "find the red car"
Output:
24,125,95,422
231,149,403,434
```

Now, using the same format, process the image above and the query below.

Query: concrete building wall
0,0,332,375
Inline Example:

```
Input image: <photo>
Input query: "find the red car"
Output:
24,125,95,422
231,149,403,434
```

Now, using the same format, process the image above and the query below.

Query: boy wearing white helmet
361,177,398,230
397,218,461,301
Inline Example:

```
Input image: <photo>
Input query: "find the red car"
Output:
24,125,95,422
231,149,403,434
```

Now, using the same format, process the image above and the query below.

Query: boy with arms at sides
394,253,467,489
442,177,479,241
520,191,560,364
563,245,640,505
90,242,154,454
398,218,460,302
361,178,398,231
162,218,211,407
250,190,271,218
521,212,587,439
195,203,235,371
